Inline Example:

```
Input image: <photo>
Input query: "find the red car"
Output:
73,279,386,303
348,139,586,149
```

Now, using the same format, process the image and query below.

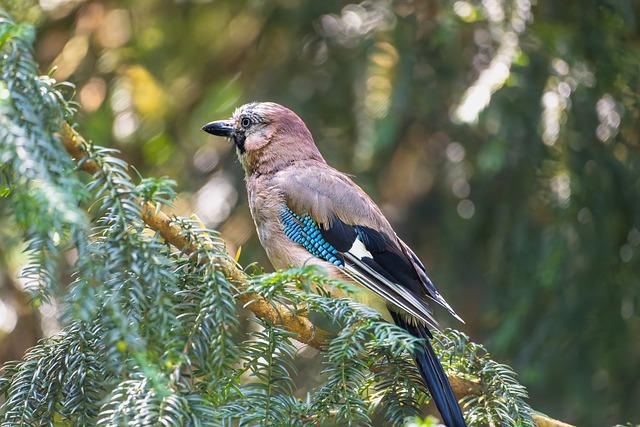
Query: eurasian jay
202,102,467,427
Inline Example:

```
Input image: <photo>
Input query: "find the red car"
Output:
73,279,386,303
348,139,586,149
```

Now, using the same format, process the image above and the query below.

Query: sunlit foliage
1,0,639,425
0,11,539,426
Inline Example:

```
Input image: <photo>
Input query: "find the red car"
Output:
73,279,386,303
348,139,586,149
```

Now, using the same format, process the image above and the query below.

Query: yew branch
58,122,573,427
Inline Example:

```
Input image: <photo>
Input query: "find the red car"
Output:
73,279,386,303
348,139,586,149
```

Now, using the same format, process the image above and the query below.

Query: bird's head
202,102,324,175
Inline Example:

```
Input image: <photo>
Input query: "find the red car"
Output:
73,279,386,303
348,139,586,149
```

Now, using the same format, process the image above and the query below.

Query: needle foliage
0,10,535,427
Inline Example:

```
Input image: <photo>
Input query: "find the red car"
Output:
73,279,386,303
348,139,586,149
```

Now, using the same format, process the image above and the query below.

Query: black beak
202,120,234,137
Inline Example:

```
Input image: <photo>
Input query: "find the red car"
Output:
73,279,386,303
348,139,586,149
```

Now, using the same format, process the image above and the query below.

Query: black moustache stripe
234,133,246,154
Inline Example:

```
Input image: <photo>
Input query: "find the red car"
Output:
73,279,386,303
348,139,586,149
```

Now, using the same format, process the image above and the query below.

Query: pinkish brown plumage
202,102,467,427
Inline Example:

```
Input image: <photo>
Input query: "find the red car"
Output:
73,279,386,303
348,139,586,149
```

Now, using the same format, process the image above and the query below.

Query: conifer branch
60,122,323,348
58,122,573,427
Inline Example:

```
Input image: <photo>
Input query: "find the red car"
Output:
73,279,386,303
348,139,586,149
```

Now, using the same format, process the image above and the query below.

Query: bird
202,102,467,427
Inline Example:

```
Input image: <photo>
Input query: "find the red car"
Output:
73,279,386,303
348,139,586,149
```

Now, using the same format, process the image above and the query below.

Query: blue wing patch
280,208,344,266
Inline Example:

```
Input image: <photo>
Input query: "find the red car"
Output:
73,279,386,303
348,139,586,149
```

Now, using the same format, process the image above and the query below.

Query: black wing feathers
320,218,433,297
319,217,444,321
322,220,422,289
320,218,356,252
355,225,425,296
326,219,463,323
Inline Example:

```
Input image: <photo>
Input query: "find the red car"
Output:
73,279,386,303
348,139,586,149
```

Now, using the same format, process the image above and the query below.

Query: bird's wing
274,163,462,326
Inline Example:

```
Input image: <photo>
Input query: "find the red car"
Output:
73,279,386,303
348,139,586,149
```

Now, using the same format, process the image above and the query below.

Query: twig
60,122,322,348
58,122,574,427
533,414,575,427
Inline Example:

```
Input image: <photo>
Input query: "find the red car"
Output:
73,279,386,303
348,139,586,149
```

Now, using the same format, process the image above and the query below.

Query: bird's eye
241,117,252,129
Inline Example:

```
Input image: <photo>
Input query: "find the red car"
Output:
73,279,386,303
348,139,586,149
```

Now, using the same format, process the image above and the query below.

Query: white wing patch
348,238,372,259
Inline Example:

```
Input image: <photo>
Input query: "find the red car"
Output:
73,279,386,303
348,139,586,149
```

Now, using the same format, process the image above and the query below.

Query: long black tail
391,312,467,427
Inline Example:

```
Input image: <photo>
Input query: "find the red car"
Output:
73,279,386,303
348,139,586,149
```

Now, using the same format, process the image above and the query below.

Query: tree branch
58,122,573,427
60,123,322,348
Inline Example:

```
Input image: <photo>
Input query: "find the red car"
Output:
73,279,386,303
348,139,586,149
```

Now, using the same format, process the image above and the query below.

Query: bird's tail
391,312,467,427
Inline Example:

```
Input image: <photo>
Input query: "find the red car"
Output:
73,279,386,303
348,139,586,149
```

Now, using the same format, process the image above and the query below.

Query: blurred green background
1,0,639,425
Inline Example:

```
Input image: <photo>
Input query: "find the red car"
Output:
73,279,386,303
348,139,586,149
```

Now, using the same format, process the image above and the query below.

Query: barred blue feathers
280,208,343,266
